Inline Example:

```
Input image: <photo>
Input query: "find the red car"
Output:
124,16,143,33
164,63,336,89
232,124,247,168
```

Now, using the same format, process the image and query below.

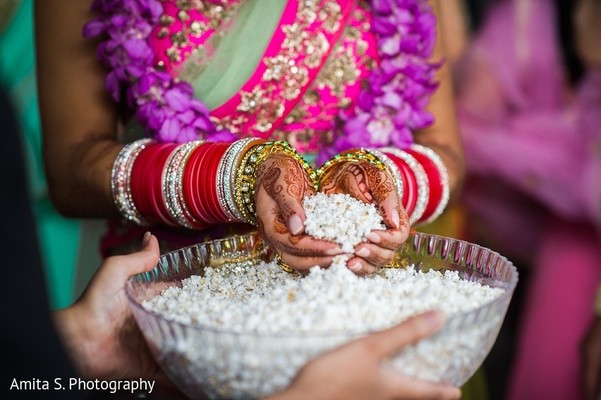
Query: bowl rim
125,231,519,338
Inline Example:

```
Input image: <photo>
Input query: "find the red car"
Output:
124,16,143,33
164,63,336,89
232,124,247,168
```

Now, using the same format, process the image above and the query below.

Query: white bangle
111,138,154,225
409,144,450,225
381,147,429,226
163,141,204,228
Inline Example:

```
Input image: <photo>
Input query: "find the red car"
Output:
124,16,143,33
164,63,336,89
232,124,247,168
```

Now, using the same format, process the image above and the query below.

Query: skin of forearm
44,138,123,218
439,0,470,67
415,0,467,205
35,0,124,218
574,0,601,66
264,391,302,400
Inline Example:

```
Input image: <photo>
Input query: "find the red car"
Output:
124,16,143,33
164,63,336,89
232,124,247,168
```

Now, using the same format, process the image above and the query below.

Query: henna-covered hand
319,159,410,275
255,151,343,273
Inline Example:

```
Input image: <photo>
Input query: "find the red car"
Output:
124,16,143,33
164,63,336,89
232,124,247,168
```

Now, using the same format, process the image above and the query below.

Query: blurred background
0,0,83,310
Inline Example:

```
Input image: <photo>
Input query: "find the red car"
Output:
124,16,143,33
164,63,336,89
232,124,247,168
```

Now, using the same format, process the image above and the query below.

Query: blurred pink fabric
454,0,601,398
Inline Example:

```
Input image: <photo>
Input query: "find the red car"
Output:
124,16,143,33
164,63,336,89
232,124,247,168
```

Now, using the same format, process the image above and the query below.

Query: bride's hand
319,155,410,275
254,151,343,273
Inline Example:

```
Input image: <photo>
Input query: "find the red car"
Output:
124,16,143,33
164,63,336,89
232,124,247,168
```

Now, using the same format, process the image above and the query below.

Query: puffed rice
141,194,506,399
303,193,385,252
143,258,504,398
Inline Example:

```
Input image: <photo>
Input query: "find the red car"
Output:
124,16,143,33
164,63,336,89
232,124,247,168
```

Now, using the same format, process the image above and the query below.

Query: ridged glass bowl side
126,232,518,400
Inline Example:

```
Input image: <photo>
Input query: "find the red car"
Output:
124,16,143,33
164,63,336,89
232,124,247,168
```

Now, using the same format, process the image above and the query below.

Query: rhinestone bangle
162,141,205,229
219,137,264,222
234,140,312,225
233,140,273,225
381,147,429,226
111,138,154,226
316,148,387,188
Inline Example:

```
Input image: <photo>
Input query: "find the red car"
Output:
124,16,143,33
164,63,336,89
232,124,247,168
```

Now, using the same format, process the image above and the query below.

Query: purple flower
158,117,182,142
379,91,403,109
192,114,213,131
205,129,239,143
164,88,192,112
357,90,376,110
105,71,121,101
177,126,199,143
82,19,106,37
390,125,413,147
379,35,401,56
123,38,153,61
371,0,393,14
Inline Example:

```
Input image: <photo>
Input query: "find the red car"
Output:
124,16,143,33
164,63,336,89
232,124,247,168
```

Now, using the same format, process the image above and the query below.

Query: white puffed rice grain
303,193,385,252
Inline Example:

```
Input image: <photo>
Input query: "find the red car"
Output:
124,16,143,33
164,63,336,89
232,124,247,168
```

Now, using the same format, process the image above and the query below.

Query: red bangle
199,142,227,224
182,143,203,223
384,152,418,217
162,141,207,229
192,143,219,224
152,143,179,226
381,147,429,225
406,148,443,223
200,143,230,222
131,143,172,224
188,142,231,224
184,142,214,224
131,141,235,228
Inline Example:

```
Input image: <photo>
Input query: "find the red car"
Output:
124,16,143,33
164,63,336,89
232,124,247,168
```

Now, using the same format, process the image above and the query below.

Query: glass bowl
126,232,518,400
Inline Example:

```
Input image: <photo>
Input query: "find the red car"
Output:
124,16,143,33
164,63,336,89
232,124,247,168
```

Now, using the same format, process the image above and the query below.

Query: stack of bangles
378,144,450,226
111,137,448,230
110,137,313,228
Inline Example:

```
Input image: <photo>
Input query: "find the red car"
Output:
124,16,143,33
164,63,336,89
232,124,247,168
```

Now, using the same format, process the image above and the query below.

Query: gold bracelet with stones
234,140,316,225
316,148,387,189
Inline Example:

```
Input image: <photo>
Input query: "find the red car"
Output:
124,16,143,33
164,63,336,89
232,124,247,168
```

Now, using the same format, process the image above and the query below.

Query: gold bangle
270,141,319,191
316,148,387,186
275,253,295,274
234,142,271,225
234,140,316,225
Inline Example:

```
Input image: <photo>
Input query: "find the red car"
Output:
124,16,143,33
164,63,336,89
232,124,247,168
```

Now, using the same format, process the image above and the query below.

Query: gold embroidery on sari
272,6,373,151
212,0,346,136
155,0,240,66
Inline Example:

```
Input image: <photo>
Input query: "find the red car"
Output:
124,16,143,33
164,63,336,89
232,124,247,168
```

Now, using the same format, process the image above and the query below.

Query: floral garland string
83,0,439,148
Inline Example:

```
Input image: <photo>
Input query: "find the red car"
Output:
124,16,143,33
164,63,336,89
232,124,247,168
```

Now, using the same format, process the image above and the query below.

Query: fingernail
366,232,381,243
289,214,303,235
325,247,344,255
142,231,152,246
424,310,444,329
356,247,370,257
390,209,400,229
348,261,362,272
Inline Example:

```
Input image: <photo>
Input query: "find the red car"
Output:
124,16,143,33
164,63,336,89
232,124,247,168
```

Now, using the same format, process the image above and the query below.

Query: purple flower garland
327,0,439,161
83,0,439,148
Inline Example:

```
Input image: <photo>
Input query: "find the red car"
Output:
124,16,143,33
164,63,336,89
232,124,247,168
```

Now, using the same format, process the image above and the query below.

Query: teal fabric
0,0,81,309
191,0,287,109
